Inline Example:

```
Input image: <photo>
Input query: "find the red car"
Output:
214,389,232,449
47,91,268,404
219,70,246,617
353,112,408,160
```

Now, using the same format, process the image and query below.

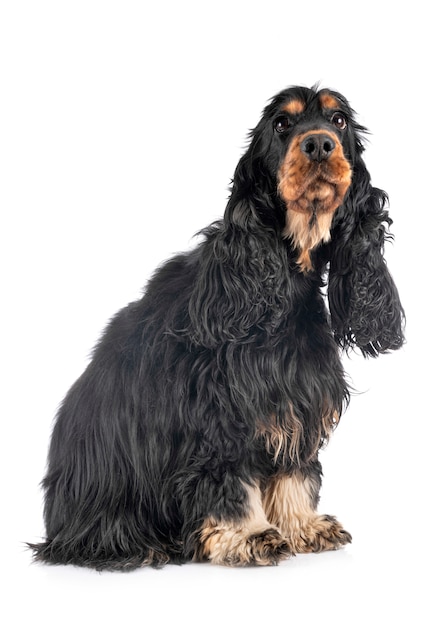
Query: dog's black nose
300,134,335,162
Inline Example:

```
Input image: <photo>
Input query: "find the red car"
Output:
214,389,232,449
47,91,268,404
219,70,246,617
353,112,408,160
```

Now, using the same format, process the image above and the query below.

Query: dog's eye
331,112,347,130
274,116,291,133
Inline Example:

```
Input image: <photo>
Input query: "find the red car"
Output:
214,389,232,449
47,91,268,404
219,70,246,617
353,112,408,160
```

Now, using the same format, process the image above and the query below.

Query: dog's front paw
200,523,292,566
245,528,292,566
289,515,352,553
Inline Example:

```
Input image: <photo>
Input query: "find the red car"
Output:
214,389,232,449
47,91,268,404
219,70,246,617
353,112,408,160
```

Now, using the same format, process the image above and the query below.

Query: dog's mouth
288,176,341,215
278,131,352,271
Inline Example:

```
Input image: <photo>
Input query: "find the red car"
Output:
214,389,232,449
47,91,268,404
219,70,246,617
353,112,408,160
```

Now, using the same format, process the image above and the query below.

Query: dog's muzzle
278,130,352,215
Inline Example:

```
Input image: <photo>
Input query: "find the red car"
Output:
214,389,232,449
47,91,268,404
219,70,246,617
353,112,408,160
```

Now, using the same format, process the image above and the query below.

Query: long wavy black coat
31,85,404,569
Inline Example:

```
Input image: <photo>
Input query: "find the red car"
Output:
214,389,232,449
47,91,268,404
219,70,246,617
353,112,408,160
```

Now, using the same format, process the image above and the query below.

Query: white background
1,1,445,624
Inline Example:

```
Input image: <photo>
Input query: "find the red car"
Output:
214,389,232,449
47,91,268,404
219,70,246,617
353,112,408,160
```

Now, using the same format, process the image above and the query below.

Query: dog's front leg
263,462,352,553
193,479,292,566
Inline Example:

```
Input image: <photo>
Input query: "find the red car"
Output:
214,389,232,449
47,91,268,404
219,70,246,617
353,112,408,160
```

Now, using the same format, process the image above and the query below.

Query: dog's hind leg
263,462,352,554
194,480,292,566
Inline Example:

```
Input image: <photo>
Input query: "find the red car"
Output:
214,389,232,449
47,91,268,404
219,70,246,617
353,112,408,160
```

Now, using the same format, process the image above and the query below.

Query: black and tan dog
30,85,404,569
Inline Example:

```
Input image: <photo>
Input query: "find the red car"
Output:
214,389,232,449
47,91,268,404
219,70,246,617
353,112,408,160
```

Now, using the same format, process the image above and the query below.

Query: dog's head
274,88,357,271
227,85,405,356
232,85,366,271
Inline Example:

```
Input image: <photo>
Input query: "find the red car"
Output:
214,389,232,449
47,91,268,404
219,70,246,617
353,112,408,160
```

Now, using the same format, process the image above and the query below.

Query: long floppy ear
327,157,405,357
187,132,292,348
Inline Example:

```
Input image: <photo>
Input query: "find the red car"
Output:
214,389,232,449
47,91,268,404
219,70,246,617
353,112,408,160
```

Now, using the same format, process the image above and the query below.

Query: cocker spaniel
30,85,404,569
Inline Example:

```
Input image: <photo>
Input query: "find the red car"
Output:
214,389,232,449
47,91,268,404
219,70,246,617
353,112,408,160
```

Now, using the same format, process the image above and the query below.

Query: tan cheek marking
283,99,305,115
278,130,352,206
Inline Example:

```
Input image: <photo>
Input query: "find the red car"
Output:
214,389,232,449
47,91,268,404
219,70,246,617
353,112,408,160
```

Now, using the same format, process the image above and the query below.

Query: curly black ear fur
327,157,405,357
187,202,292,348
187,125,292,348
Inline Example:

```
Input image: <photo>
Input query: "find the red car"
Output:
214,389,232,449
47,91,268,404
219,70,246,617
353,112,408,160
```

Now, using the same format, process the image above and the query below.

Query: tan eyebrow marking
319,93,340,110
283,99,305,115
